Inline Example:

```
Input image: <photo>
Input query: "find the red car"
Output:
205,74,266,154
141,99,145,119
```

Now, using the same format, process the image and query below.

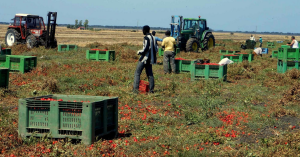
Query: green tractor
170,16,215,52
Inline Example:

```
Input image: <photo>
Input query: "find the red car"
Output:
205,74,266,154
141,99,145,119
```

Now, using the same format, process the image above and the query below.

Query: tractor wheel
186,38,200,52
26,35,38,49
5,29,21,46
202,33,215,51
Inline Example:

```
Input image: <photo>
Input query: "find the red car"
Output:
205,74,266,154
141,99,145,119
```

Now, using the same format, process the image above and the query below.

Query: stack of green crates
158,48,180,56
5,55,37,73
58,44,78,52
1,48,12,55
277,48,300,73
267,42,275,48
220,55,244,63
86,49,115,61
191,63,227,81
0,68,9,88
18,94,118,145
271,45,291,59
219,50,240,55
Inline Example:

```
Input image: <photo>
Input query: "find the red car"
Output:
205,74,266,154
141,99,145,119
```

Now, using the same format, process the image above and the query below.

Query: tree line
67,19,89,29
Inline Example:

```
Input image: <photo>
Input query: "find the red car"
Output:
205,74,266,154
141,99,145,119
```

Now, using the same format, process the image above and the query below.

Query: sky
0,0,299,33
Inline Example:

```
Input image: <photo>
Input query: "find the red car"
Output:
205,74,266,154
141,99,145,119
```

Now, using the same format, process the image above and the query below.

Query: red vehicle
5,12,58,49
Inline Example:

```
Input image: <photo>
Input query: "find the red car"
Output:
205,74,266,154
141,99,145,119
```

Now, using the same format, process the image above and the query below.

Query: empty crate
58,45,78,52
277,48,300,62
234,53,253,62
220,55,244,63
277,60,300,73
191,63,227,81
5,55,37,73
86,49,115,61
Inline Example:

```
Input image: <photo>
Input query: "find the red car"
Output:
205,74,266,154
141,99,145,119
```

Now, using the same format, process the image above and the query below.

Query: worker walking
133,25,158,93
253,47,263,58
259,36,263,47
287,36,299,48
152,31,163,42
162,30,176,74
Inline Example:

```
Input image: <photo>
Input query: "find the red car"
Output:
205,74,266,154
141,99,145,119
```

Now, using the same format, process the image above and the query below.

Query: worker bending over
287,36,299,48
161,30,176,74
253,47,263,58
133,25,158,93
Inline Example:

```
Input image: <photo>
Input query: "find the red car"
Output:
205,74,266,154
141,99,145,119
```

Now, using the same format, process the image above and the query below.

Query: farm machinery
5,12,58,49
170,16,215,52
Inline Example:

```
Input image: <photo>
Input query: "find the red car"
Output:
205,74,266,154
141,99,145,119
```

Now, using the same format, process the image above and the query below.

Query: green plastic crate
281,45,290,48
86,50,115,61
219,50,240,55
277,60,300,73
272,50,278,58
220,55,244,63
169,58,196,73
18,94,118,145
234,53,253,62
1,48,11,55
191,63,227,81
158,48,180,57
5,55,37,73
0,55,6,68
58,44,78,52
0,68,9,88
277,48,300,62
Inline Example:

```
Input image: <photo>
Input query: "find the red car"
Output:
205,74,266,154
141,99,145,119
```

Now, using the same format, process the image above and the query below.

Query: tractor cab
10,14,45,40
182,18,208,39
6,12,57,49
170,15,215,52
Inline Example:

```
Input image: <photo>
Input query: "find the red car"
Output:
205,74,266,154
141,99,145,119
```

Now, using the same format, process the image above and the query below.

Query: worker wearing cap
259,36,263,47
133,25,158,93
162,30,176,74
253,47,263,58
287,36,299,48
152,31,163,42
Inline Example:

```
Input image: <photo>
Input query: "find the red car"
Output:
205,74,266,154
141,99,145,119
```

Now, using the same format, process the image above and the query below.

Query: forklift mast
45,12,57,48
170,15,183,39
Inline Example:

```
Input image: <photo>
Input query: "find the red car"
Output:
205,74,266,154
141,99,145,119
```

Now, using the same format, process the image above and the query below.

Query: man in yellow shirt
162,30,176,74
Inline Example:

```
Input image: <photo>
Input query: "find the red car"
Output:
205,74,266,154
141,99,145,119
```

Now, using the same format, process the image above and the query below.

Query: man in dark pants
133,25,158,93
162,30,176,74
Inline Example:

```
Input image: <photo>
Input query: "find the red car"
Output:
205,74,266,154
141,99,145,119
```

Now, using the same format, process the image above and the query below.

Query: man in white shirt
287,36,299,48
253,47,262,58
250,35,255,41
